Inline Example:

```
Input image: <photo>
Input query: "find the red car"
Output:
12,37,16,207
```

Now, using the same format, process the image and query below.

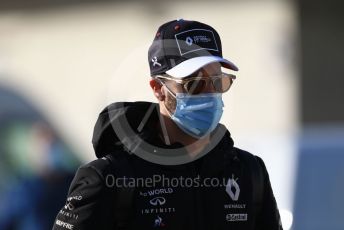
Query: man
53,19,283,230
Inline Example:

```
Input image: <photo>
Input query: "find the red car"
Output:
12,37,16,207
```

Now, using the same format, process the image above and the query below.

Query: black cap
148,19,238,79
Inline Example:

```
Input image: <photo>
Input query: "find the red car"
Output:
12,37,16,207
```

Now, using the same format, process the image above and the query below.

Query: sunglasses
156,73,236,95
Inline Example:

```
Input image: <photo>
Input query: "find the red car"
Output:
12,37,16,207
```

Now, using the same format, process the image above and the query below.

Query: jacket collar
92,101,236,175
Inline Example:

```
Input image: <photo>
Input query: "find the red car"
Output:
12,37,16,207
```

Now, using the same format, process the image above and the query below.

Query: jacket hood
92,101,234,159
92,101,159,158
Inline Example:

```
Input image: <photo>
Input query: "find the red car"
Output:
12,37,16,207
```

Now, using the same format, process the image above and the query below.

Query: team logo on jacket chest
150,197,166,206
139,187,176,215
223,175,248,222
153,215,166,227
139,188,174,197
225,175,240,201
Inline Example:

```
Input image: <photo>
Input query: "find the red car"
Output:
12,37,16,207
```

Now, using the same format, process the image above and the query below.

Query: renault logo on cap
185,37,193,46
175,29,219,56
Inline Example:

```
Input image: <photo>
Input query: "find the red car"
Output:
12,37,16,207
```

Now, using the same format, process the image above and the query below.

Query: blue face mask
166,92,224,138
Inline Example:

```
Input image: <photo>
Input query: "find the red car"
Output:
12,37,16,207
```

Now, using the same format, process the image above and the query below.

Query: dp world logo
150,197,166,206
226,175,240,201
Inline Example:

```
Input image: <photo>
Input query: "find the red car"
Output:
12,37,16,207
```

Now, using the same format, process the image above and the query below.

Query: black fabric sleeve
52,160,116,230
255,156,283,230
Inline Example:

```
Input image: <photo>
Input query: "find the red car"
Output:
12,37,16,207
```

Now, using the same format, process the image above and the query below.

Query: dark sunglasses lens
185,79,206,94
213,76,232,93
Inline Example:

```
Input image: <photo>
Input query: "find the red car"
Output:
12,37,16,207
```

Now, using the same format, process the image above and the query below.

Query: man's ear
149,79,165,101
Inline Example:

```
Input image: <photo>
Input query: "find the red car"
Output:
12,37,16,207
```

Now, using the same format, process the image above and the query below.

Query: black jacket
52,102,282,230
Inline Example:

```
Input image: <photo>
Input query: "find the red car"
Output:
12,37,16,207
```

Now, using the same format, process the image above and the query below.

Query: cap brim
165,56,238,79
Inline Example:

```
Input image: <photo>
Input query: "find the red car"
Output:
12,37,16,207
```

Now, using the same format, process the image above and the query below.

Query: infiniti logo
150,197,166,206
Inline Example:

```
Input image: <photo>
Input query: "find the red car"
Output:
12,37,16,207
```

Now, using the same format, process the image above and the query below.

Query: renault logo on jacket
226,176,240,201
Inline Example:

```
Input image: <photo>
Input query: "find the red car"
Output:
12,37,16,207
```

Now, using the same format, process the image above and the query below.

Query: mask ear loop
154,77,176,145
156,78,176,98
155,77,176,117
